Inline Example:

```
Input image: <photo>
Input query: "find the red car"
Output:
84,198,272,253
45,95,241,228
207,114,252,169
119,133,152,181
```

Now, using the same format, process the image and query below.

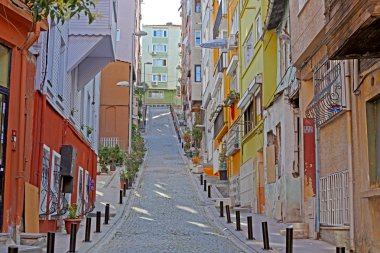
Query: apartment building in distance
142,24,182,106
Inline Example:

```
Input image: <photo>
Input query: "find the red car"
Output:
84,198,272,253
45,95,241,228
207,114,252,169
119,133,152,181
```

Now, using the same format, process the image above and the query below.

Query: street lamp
128,30,148,154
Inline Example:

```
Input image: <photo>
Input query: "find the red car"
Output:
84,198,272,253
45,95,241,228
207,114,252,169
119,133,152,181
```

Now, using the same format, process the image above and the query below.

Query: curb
78,150,149,253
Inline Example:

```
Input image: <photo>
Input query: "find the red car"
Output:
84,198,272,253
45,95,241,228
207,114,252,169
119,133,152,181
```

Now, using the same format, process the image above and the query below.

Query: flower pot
120,179,126,189
192,155,199,165
64,218,81,234
219,170,228,180
185,151,193,158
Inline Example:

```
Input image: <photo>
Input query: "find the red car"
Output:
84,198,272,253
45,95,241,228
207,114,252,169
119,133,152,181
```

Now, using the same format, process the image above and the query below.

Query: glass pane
0,45,10,88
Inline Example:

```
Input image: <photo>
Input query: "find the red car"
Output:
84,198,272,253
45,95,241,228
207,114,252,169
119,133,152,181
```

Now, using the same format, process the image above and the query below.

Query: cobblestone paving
95,107,243,253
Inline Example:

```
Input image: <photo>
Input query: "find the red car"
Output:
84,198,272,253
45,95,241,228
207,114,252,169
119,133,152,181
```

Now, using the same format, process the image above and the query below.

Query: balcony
67,0,116,90
214,110,225,139
191,83,202,103
214,52,228,75
226,121,240,156
325,0,380,59
305,60,346,127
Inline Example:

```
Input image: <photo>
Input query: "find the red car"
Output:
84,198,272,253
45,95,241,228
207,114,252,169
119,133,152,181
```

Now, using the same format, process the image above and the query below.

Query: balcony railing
306,60,346,127
214,52,228,75
214,110,225,139
226,121,240,156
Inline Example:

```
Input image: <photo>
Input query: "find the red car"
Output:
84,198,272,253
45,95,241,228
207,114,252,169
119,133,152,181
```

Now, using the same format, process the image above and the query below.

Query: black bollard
119,190,123,204
226,205,232,223
200,174,203,185
181,142,183,149
220,201,224,217
336,247,345,253
47,232,55,253
286,226,293,253
68,223,77,253
204,180,207,191
123,183,127,197
262,221,270,250
247,216,254,240
84,217,92,242
95,211,101,233
105,204,110,224
208,185,211,198
8,246,18,253
125,179,129,190
236,210,241,231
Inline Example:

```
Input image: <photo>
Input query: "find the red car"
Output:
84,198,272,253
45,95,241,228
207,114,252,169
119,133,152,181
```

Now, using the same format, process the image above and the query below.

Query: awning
67,35,115,90
200,38,227,49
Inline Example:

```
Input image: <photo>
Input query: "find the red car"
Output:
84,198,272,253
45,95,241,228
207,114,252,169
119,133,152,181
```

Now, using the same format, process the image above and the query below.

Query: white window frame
153,29,168,38
195,31,201,47
49,151,61,217
39,144,51,215
243,31,254,70
152,74,168,82
153,59,167,67
84,170,89,205
57,38,66,98
148,91,164,99
256,12,262,42
77,167,84,215
152,44,168,53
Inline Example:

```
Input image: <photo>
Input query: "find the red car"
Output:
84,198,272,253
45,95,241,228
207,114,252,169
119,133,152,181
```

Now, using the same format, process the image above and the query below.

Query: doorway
0,44,11,230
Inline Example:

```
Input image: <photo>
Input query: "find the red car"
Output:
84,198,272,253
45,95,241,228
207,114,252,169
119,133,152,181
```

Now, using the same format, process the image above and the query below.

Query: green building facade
141,24,181,106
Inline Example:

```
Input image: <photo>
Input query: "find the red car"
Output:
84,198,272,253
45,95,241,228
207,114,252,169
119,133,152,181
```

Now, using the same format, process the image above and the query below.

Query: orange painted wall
99,61,131,150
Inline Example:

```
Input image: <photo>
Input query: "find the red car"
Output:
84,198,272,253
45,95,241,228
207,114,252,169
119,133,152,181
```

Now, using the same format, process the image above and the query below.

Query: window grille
320,170,350,226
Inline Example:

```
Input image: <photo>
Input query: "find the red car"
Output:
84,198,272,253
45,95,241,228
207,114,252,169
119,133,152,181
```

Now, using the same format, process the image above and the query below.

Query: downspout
314,110,320,236
345,59,357,251
16,23,41,243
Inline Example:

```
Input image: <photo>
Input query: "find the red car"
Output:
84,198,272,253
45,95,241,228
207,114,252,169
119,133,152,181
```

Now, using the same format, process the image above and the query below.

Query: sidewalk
55,167,131,253
186,160,336,253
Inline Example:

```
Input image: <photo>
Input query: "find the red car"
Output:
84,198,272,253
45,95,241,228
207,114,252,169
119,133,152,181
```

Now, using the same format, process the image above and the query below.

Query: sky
141,0,181,26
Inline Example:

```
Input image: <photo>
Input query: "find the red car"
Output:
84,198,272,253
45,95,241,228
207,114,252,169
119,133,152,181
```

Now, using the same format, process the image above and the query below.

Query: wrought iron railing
214,110,225,138
306,60,346,127
226,121,240,156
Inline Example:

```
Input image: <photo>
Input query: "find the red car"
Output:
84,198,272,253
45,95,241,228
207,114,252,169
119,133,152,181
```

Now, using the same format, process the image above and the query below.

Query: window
153,59,167,67
153,29,168,38
50,151,61,215
153,44,167,53
77,167,84,215
0,44,11,88
367,95,380,187
148,91,164,99
280,23,290,78
39,145,50,215
152,74,167,82
195,31,201,47
243,31,254,69
57,37,65,98
231,69,238,92
256,13,262,42
243,88,262,136
195,0,201,12
195,65,201,82
231,7,238,35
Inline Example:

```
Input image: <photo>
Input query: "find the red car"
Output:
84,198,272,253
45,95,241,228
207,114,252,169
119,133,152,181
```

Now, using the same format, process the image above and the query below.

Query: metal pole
69,223,77,253
203,180,207,191
247,216,254,240
200,174,203,185
8,246,18,253
262,221,270,250
220,201,224,217
128,33,135,155
286,226,293,253
105,204,110,224
84,217,92,242
123,183,127,197
236,210,241,231
336,247,345,253
207,185,211,198
143,63,146,84
95,211,101,233
119,189,123,204
226,205,231,223
47,232,55,253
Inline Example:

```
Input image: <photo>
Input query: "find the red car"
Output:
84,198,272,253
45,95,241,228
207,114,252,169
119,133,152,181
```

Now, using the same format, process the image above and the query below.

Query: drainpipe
16,23,41,243
345,59,356,251
314,114,320,236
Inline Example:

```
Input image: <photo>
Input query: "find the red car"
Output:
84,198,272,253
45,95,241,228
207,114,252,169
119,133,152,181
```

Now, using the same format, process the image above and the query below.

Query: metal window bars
306,60,346,127
39,150,57,217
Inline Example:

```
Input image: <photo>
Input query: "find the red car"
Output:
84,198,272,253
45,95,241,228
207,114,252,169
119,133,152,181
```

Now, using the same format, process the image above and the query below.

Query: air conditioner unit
152,81,158,86
228,34,238,49
151,52,157,56
178,42,181,47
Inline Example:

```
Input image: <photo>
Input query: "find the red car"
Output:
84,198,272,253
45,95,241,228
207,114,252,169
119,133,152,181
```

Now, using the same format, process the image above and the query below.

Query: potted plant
64,203,81,234
219,142,228,180
192,127,202,164
183,130,192,157
119,169,129,188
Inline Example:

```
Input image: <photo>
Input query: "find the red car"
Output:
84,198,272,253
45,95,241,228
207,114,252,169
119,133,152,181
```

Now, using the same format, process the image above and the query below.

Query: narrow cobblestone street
93,107,244,252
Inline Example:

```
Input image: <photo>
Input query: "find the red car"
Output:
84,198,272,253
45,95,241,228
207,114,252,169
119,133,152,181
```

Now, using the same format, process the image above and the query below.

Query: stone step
0,245,42,253
280,223,309,239
231,206,252,213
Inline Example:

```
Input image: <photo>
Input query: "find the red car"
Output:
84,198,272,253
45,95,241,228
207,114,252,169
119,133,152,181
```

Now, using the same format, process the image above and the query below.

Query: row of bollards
13,181,132,253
